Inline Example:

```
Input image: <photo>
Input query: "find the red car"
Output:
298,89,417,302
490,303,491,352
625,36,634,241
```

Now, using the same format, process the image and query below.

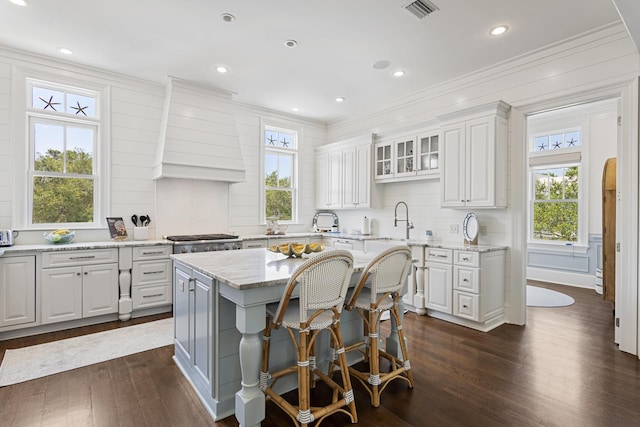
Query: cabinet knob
76,272,81,276
84,272,88,275
463,278,469,282
463,304,468,308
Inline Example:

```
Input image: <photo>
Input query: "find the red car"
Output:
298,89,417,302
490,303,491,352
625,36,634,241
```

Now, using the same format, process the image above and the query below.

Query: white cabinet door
374,141,393,180
193,273,214,388
441,123,466,207
316,151,330,209
83,263,119,318
343,143,372,208
316,150,342,209
174,265,193,363
0,256,36,328
425,261,452,314
416,131,440,177
465,116,495,207
41,266,83,324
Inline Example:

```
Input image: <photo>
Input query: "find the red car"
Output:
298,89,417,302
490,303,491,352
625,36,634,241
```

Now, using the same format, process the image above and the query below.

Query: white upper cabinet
316,134,381,210
439,101,510,208
374,127,440,183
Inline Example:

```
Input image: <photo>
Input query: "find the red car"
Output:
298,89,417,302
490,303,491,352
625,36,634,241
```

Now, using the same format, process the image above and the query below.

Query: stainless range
166,233,242,253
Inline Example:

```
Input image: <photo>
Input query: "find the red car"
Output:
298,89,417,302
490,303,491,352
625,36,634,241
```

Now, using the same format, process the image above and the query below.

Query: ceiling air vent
403,0,439,20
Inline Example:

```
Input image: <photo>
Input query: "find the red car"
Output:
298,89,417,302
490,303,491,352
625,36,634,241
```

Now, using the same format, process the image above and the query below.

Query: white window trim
527,122,589,247
259,118,301,225
12,66,111,230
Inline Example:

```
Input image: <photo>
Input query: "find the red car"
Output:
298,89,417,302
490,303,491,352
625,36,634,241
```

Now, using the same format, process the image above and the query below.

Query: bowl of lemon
43,229,76,244
267,242,324,258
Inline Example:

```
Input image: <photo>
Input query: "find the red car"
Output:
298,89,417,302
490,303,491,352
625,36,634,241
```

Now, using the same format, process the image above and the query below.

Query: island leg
235,304,266,427
413,265,427,315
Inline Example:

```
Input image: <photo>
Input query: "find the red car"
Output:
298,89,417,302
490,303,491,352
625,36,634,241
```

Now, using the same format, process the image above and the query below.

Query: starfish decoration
70,101,88,116
280,137,289,148
567,137,577,147
553,141,562,149
538,144,546,151
39,96,60,111
267,135,276,145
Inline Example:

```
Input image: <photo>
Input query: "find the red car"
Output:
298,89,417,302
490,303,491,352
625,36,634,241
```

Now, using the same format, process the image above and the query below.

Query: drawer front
132,245,171,261
454,250,479,267
132,284,171,309
133,259,172,286
453,291,480,321
242,240,267,249
425,248,452,264
42,249,118,268
454,266,480,293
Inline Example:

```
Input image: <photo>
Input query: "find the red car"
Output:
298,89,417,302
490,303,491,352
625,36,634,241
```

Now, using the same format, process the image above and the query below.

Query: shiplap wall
0,61,11,230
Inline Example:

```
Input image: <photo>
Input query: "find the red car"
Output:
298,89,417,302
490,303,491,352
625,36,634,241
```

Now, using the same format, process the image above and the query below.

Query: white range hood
154,77,246,182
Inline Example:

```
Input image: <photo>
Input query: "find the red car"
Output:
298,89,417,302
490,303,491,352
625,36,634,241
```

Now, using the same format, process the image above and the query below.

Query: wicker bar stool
260,250,358,426
343,245,414,407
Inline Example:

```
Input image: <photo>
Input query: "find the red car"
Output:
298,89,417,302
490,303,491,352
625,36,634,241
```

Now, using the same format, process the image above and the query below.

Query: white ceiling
0,0,625,122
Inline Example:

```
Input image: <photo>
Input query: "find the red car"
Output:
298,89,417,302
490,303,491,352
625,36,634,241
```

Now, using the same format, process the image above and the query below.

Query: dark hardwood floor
1,282,639,426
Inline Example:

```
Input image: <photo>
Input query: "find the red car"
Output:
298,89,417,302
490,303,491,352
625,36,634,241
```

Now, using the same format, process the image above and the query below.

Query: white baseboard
527,267,597,289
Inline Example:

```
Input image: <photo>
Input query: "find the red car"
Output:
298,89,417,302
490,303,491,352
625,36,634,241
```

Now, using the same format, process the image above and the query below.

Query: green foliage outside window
32,148,94,224
532,166,579,242
265,170,292,221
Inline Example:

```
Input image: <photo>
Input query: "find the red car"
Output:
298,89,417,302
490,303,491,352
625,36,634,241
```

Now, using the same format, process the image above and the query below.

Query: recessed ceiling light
9,0,27,6
335,97,345,103
291,107,299,112
284,40,298,48
216,66,228,73
392,70,406,77
220,13,235,23
490,25,509,36
373,60,391,70
59,48,73,55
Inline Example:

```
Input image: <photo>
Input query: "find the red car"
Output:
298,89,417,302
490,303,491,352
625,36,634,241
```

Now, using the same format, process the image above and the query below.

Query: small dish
43,230,76,244
267,243,325,258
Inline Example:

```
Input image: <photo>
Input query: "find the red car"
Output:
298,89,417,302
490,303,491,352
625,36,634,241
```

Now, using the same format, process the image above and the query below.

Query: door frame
508,79,639,356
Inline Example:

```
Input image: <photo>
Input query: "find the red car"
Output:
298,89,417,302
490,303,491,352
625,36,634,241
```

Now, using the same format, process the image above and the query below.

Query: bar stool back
261,249,358,426
343,245,414,407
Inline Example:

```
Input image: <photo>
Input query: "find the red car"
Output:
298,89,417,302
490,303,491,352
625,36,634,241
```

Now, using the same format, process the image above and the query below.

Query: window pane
66,93,96,117
34,123,64,172
67,127,94,174
534,136,548,151
278,155,292,188
265,189,292,220
533,170,550,200
265,130,278,146
565,131,581,147
431,136,438,152
550,133,563,149
533,201,578,242
32,176,94,223
279,132,293,148
564,166,579,199
32,87,63,112
430,153,439,169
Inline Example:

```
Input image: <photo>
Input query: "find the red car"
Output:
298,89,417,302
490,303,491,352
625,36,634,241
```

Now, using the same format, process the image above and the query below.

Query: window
528,127,584,244
26,80,101,227
263,124,298,223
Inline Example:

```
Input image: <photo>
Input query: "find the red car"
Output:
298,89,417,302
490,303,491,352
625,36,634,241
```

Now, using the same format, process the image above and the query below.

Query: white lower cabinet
0,255,36,328
331,237,364,251
41,249,119,324
425,247,506,331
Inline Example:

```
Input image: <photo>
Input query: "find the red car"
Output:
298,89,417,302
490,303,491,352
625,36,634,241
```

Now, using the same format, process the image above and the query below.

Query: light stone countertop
0,239,172,256
241,232,321,241
172,247,378,290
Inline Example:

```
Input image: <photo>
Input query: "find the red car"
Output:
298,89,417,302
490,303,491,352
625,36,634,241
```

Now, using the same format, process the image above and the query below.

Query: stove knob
181,247,188,254
204,246,211,252
191,247,197,253
224,245,230,250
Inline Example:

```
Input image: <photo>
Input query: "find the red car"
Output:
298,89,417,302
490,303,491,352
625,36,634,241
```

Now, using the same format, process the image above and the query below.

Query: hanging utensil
139,215,147,227
144,215,151,226
131,214,139,227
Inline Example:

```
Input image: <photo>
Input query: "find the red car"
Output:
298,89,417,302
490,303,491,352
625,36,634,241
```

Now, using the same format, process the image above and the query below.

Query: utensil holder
134,226,149,241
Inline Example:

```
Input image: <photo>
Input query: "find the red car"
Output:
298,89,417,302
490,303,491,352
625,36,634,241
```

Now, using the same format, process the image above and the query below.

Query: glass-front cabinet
417,131,439,177
374,128,440,182
374,141,393,180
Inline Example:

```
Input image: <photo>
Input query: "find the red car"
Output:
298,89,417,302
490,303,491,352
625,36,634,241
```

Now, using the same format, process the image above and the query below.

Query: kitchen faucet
394,201,414,239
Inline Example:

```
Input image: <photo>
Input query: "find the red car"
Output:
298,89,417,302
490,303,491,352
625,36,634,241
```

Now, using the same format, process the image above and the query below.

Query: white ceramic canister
362,216,370,235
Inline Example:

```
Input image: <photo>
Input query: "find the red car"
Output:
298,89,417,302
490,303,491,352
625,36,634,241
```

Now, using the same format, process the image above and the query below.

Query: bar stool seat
343,245,414,408
261,249,358,426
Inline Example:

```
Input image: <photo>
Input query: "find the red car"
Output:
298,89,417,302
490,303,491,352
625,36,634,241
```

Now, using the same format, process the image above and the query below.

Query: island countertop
171,247,378,290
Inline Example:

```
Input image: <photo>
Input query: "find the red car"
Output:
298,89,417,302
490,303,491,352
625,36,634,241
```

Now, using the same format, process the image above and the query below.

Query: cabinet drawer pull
246,244,262,248
69,255,96,260
142,250,164,255
462,257,470,261
143,293,164,298
143,270,165,275
432,254,448,258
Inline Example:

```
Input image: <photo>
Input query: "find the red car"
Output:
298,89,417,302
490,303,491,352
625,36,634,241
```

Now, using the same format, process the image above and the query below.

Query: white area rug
0,317,173,387
527,285,575,307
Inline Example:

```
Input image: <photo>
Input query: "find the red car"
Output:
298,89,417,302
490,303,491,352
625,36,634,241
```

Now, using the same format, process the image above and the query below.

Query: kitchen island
171,248,396,426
